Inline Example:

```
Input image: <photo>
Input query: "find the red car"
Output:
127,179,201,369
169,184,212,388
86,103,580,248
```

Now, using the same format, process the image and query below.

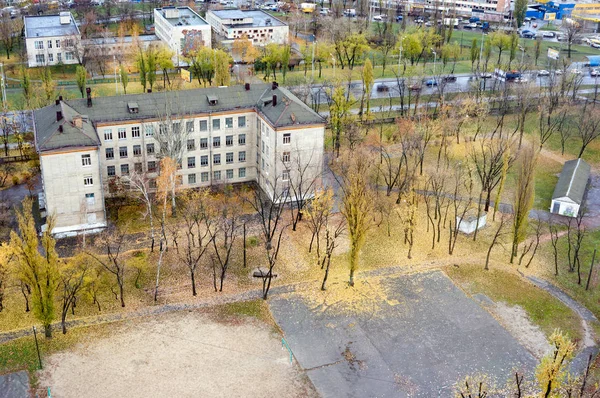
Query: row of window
35,52,74,64
102,117,247,142
105,138,248,160
34,39,74,50
188,151,246,168
107,164,248,182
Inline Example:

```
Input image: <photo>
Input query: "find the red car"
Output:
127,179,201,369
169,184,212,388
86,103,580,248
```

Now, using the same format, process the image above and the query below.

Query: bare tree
88,227,128,307
58,255,89,334
575,107,600,158
244,181,288,299
123,171,156,252
485,212,509,270
285,146,321,231
176,190,212,296
0,16,22,59
449,164,474,255
208,189,241,292
563,19,582,59
548,218,561,276
306,188,335,266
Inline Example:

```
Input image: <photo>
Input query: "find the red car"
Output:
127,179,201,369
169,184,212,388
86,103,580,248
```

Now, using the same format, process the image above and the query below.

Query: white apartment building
154,6,212,63
206,10,289,46
24,12,81,67
33,84,325,235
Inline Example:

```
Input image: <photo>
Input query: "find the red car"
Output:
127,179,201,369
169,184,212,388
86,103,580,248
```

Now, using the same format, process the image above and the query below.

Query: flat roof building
206,9,289,45
24,12,81,67
33,84,325,235
154,7,211,63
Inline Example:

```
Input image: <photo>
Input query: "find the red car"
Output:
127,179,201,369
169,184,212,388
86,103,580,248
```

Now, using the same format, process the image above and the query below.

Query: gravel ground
37,311,317,398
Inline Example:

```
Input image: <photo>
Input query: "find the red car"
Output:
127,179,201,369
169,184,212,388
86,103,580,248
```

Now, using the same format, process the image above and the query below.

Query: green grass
446,264,583,343
539,24,560,32
540,229,600,321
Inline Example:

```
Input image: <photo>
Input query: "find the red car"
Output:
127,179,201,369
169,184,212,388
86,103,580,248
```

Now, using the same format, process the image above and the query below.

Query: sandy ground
493,302,552,359
37,311,317,398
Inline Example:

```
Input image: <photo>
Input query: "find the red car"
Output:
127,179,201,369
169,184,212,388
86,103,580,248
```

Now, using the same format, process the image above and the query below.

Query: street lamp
398,36,404,72
0,63,6,109
431,48,437,76
519,46,525,66
113,55,118,95
330,54,336,78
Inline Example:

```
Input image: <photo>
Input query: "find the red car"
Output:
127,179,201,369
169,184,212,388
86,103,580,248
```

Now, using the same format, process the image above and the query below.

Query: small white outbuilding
456,209,487,234
550,158,591,218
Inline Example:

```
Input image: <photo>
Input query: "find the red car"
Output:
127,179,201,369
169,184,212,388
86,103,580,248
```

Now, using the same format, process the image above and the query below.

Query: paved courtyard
269,270,537,397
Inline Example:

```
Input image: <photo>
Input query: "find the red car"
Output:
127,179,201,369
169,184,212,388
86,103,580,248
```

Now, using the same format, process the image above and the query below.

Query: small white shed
457,210,487,234
550,159,591,218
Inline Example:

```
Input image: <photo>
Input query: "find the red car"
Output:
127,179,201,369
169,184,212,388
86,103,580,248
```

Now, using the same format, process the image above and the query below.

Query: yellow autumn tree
536,330,576,397
10,197,59,337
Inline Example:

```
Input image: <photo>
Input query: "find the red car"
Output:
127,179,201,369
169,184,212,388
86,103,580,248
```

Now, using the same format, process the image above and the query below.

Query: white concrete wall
40,148,106,230
154,9,211,61
25,36,81,67
550,198,580,217
457,213,487,234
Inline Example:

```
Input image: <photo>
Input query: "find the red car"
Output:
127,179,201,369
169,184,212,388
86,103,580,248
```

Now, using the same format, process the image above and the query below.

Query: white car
542,32,556,38
571,69,583,74
524,17,531,22
590,69,600,77
555,69,563,75
538,69,550,76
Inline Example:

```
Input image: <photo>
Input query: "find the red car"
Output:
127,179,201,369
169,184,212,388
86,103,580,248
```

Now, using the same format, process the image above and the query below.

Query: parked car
514,77,529,83
409,83,422,91
571,69,583,75
590,69,600,77
481,72,493,78
555,69,563,75
522,32,535,39
396,15,403,21
542,31,556,38
533,23,538,28
442,75,457,82
538,69,550,76
424,79,438,86
592,42,600,49
524,17,531,22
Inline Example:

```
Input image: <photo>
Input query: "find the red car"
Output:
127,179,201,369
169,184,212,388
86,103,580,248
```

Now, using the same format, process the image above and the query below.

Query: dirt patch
492,302,552,359
37,311,317,398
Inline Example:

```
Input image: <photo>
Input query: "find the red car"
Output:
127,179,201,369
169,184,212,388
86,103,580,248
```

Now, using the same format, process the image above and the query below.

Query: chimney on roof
56,111,62,122
58,125,63,133
59,95,63,101
272,81,278,90
55,98,60,105
147,89,152,93
272,94,277,107
245,83,250,91
85,87,92,108
59,12,70,25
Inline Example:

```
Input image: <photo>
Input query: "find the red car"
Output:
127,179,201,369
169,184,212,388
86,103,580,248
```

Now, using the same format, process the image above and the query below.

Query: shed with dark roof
550,158,591,217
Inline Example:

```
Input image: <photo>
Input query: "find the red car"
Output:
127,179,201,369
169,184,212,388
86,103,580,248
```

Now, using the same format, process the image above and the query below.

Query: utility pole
0,63,6,109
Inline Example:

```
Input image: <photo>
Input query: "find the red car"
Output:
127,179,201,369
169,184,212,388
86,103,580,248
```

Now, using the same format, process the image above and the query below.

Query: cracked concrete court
269,270,537,397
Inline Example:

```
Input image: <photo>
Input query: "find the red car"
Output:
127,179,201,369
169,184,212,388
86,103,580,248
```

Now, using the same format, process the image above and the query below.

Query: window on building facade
226,169,233,179
149,179,157,189
213,119,220,130
119,146,128,158
81,154,91,166
187,139,195,151
35,54,45,64
148,161,157,172
34,41,43,49
201,172,209,182
47,40,52,49
188,156,196,168
213,154,221,165
85,193,95,206
118,128,126,140
133,145,141,156
213,136,221,148
283,133,291,144
214,170,221,180
65,52,74,61
188,173,196,184
121,164,129,175
48,54,53,63
226,135,233,146
134,163,142,173
107,166,115,176
282,170,290,181
238,134,246,145
200,138,208,149
186,121,194,133
65,39,74,47
282,151,290,163
172,122,181,134
132,126,140,138
146,143,155,155
239,151,246,162
239,167,246,178
84,175,93,186
105,148,114,159
238,116,246,128
104,130,113,141
226,152,233,164
225,117,233,129
145,125,154,137
56,39,61,48
199,155,208,167
57,53,62,62
200,120,208,131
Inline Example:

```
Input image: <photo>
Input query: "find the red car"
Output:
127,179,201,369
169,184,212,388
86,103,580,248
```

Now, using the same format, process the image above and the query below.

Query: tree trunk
191,270,197,296
44,323,52,338
119,281,125,307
